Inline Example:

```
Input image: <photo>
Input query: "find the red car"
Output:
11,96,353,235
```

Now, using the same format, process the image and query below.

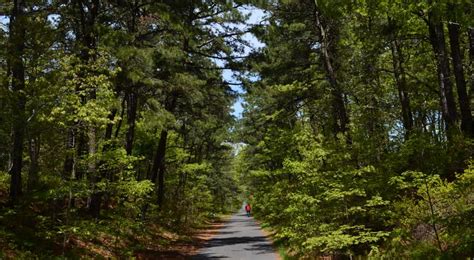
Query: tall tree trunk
151,130,168,208
115,96,126,138
88,90,100,218
124,2,141,156
63,0,97,182
157,153,167,208
98,107,118,210
8,0,27,201
75,131,87,180
448,22,473,137
77,0,101,217
469,27,474,63
389,24,413,137
428,13,458,135
149,95,177,208
313,4,350,140
104,108,117,140
63,128,75,179
468,27,474,135
125,90,138,155
27,136,40,191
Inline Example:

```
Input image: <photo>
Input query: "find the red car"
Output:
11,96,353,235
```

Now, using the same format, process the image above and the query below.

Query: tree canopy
0,0,473,258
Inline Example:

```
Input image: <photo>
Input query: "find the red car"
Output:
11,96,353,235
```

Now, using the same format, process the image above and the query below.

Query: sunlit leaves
48,52,119,128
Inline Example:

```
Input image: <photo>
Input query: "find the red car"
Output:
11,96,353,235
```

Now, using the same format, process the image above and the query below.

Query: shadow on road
192,236,275,259
192,256,229,259
202,236,268,248
249,242,275,255
216,231,238,235
191,210,278,259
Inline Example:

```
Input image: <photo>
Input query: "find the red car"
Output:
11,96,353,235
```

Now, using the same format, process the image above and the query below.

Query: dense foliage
1,0,473,258
237,0,474,258
0,0,245,257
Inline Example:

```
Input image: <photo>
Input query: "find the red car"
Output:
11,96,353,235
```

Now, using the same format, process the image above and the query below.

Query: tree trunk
448,22,473,137
114,96,126,138
389,24,413,137
157,157,167,208
468,27,474,135
105,108,117,140
27,136,40,191
75,131,87,180
87,91,100,217
123,2,141,156
149,95,177,208
8,0,27,201
78,0,101,217
63,128,75,180
428,13,458,134
98,107,118,211
313,4,350,140
469,27,474,61
88,105,100,217
125,90,138,155
151,130,168,208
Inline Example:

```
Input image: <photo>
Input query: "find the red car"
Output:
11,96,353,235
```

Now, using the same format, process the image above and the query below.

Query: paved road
192,209,279,260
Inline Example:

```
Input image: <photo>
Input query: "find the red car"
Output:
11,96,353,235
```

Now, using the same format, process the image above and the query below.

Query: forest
0,0,473,259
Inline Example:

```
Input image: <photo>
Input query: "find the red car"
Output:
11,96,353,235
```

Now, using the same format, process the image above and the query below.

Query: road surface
192,208,279,260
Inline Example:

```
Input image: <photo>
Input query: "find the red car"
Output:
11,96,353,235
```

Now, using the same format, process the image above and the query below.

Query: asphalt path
192,208,279,260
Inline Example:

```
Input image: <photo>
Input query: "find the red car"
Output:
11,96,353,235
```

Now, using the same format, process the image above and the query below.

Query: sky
223,6,266,119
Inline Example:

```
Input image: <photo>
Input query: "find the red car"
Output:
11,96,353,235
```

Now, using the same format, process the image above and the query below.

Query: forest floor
135,216,230,259
0,210,230,259
0,182,231,259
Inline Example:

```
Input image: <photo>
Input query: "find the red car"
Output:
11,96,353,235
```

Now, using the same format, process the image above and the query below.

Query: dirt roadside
135,216,231,259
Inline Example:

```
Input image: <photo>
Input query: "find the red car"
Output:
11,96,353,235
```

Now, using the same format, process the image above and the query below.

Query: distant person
245,203,251,217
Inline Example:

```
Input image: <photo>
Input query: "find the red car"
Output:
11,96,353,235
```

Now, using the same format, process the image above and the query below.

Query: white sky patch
239,6,266,52
0,13,60,31
47,14,60,28
223,141,247,156
0,16,9,32
222,5,266,119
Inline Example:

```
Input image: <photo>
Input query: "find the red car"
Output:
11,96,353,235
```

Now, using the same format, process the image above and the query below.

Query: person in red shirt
245,203,251,217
